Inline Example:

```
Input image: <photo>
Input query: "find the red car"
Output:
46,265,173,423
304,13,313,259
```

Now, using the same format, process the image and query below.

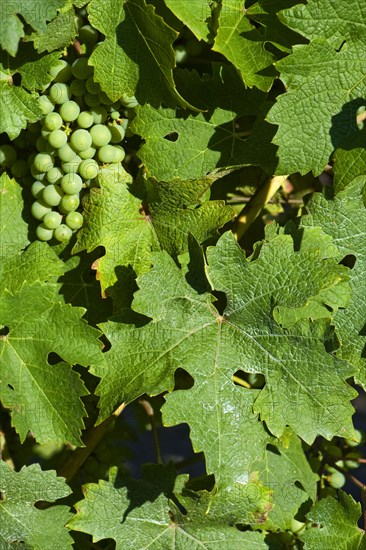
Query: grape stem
139,399,162,465
233,174,288,240
58,403,125,482
232,374,251,388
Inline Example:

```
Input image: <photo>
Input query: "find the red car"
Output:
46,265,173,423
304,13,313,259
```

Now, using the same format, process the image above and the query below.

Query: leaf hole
340,254,356,269
211,290,227,315
0,326,9,337
7,384,14,391
163,132,179,142
12,72,22,86
47,352,63,365
173,368,194,390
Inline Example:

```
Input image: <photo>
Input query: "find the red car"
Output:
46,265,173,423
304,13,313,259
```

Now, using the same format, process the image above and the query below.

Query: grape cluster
322,430,364,489
0,17,137,243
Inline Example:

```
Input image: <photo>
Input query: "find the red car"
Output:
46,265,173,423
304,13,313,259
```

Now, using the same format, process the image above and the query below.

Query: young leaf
0,461,73,549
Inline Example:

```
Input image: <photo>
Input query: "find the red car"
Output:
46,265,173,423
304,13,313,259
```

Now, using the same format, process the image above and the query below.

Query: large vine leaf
267,39,366,175
0,173,30,256
94,226,355,493
132,65,268,180
300,492,366,549
0,46,60,138
0,0,66,56
301,176,366,388
333,129,366,192
162,0,212,41
73,168,234,293
87,0,196,108
279,0,366,47
212,0,275,91
68,464,268,549
0,282,103,445
250,429,318,531
27,7,78,53
0,461,73,549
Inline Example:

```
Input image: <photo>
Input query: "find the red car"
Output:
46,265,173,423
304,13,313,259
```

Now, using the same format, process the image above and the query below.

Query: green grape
79,146,96,160
49,60,72,83
324,444,342,458
121,93,139,108
58,143,77,162
11,158,29,179
46,166,63,184
110,110,120,121
77,111,94,129
61,156,82,174
90,105,107,124
59,100,81,122
79,158,99,179
33,153,53,173
74,13,83,30
112,145,125,163
346,430,363,447
43,211,62,230
31,200,52,220
90,124,111,147
70,129,92,152
66,211,83,230
59,194,80,213
175,44,187,64
109,123,125,143
119,118,129,131
36,223,54,241
98,144,116,163
278,532,294,545
86,76,100,94
290,519,306,535
247,372,265,388
61,173,83,194
0,144,17,167
70,79,86,97
54,224,73,242
79,25,99,46
38,95,54,115
31,167,47,182
328,471,346,489
41,128,51,140
44,112,63,131
110,100,121,111
48,129,67,149
98,91,114,105
71,57,93,80
42,184,64,207
36,136,48,152
49,83,71,105
85,92,100,107
31,181,47,199
344,451,361,470
327,460,344,473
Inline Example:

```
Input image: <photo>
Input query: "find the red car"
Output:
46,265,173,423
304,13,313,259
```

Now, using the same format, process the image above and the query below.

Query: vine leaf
301,176,366,389
94,226,355,492
267,39,366,175
67,464,268,549
0,461,73,549
87,0,196,108
300,491,366,549
0,0,65,56
73,168,234,293
163,0,212,41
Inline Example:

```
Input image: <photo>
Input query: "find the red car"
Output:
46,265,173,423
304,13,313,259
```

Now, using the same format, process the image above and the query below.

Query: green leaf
0,173,30,257
246,0,307,53
87,0,196,108
73,168,234,294
0,461,73,549
0,282,103,445
94,227,355,492
132,65,267,180
212,0,275,91
68,464,268,549
333,130,366,192
162,0,212,41
0,0,66,56
251,429,318,531
27,8,77,53
300,491,366,549
301,177,366,388
0,46,60,138
280,0,366,47
267,40,366,175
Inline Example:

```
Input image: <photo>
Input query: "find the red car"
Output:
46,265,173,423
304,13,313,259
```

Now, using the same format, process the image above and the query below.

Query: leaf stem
139,399,162,465
232,375,251,388
233,174,288,240
58,403,125,483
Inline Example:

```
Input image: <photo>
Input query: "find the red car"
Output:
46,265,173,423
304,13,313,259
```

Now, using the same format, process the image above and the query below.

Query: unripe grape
49,83,71,104
109,123,125,143
59,194,80,213
59,100,80,122
70,129,92,152
70,79,86,97
85,92,100,107
31,200,52,220
44,112,63,131
33,153,53,173
46,166,63,184
61,156,82,174
50,60,72,83
90,105,107,124
38,95,54,115
346,430,363,447
36,223,54,241
48,129,67,149
43,211,62,230
31,181,47,199
58,143,77,163
328,470,346,488
290,519,306,535
36,136,48,152
54,224,73,242
61,173,83,194
0,144,17,167
79,159,99,179
42,184,64,207
90,124,111,147
77,111,94,129
121,93,139,108
86,76,100,94
79,25,99,46
71,57,93,80
66,211,83,230
79,146,96,160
